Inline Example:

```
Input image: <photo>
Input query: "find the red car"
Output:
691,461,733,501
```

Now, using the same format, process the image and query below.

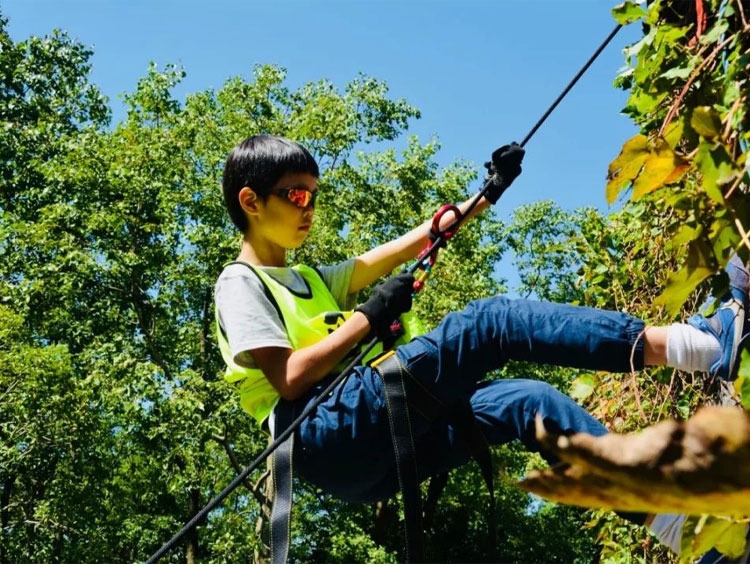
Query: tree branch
659,32,739,137
199,285,212,377
212,432,271,511
1,475,14,564
736,0,748,29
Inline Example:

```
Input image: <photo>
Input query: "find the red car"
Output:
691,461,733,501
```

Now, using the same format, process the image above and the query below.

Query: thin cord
520,24,622,148
436,24,623,242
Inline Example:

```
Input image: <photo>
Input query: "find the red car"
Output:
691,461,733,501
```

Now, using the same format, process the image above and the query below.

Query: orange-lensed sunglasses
270,187,318,209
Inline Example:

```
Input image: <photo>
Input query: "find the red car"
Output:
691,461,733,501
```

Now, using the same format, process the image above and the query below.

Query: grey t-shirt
215,260,358,368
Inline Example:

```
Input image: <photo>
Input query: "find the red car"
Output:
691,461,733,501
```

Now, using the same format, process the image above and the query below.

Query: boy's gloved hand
355,272,415,339
484,142,525,204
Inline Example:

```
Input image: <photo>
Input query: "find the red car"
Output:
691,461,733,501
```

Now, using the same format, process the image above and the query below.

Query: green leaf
709,218,740,264
663,118,684,150
569,374,596,402
612,1,647,25
699,19,730,45
735,349,750,410
680,515,748,563
691,107,722,139
660,66,692,80
672,223,703,247
695,140,738,204
655,241,714,315
606,134,649,204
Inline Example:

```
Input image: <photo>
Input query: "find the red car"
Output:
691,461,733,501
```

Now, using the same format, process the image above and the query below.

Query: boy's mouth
298,224,311,231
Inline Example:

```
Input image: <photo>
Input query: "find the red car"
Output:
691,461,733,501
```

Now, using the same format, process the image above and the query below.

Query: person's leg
396,253,749,403
643,326,668,365
414,378,608,477
413,378,651,528
395,295,647,403
681,254,750,380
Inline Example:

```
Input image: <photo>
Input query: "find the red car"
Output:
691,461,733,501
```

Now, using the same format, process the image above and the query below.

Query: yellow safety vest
215,262,424,424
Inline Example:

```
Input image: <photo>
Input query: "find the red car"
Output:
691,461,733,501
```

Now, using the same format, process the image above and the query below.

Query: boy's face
249,171,317,249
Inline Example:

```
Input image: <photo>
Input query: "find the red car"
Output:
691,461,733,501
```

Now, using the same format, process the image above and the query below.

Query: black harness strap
270,400,295,564
373,351,424,563
372,351,496,563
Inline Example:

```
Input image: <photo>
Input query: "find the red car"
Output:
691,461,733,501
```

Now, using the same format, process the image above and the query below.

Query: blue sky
4,1,643,286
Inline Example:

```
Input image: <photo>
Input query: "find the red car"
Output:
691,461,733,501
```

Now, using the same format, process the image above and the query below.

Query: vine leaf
696,140,738,204
606,134,649,204
655,241,714,315
672,223,703,247
663,118,684,149
710,218,739,264
612,1,648,25
691,107,722,139
680,516,748,563
699,19,730,45
734,349,750,411
632,139,689,200
661,66,693,80
569,374,596,402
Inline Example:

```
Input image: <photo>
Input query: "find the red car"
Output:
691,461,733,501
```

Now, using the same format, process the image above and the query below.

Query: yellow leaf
662,162,691,185
606,134,649,204
632,139,687,200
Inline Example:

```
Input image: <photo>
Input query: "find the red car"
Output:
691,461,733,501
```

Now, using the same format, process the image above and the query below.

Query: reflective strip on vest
216,262,425,424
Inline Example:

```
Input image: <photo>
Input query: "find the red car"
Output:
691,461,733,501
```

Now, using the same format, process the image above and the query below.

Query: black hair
222,135,319,233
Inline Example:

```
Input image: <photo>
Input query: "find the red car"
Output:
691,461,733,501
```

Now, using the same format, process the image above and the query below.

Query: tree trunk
253,461,272,564
373,499,396,546
186,488,200,564
1,475,13,564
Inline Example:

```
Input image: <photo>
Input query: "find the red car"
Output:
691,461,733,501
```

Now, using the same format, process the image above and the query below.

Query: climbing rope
146,22,623,564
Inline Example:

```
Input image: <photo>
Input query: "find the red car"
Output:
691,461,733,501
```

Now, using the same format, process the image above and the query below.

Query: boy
215,135,748,558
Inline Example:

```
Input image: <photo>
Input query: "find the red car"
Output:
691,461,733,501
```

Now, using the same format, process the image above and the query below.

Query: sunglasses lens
287,189,310,207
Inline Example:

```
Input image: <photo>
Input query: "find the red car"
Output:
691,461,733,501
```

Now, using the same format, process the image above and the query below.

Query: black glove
354,272,414,339
484,142,525,204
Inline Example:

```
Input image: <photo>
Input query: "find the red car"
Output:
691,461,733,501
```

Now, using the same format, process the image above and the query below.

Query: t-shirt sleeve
215,266,290,369
315,258,359,310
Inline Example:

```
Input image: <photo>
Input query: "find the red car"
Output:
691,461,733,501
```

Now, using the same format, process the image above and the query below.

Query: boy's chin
286,238,307,249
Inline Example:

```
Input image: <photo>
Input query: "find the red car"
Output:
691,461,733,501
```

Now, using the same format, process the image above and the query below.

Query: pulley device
146,22,623,564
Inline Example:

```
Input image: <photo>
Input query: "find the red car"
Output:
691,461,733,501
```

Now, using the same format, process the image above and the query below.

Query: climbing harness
146,22,623,564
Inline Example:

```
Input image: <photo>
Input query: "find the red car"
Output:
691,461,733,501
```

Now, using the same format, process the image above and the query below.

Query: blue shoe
687,255,750,380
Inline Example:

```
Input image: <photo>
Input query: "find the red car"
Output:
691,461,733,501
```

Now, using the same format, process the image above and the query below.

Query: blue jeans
292,296,645,504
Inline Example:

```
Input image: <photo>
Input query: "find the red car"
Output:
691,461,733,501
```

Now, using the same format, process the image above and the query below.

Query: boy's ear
238,186,261,215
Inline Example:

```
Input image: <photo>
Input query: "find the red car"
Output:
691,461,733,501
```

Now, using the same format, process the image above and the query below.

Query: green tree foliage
0,13,602,563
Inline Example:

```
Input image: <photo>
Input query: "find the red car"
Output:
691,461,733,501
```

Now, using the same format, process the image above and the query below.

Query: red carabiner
431,204,462,241
412,204,464,293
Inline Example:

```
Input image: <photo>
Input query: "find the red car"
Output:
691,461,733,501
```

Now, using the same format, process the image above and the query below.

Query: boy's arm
251,311,371,401
348,193,492,293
